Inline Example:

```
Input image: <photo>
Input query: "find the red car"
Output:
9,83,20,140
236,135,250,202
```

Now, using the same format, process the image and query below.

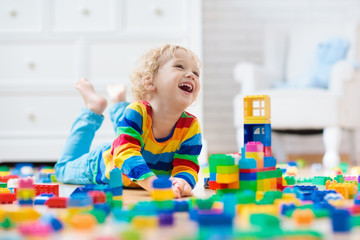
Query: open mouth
178,83,193,93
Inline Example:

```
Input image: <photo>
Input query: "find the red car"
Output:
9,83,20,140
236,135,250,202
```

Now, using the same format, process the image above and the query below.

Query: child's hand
171,177,193,198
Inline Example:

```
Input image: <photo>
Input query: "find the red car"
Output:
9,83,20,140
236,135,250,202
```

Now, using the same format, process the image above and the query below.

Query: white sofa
233,23,360,169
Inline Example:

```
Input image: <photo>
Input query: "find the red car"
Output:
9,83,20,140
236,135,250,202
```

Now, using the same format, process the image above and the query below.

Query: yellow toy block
0,171,10,176
112,196,123,201
6,208,41,223
132,216,158,228
263,178,271,191
151,189,174,201
257,179,264,192
245,152,264,161
244,95,271,124
16,189,35,200
216,172,239,184
240,203,278,226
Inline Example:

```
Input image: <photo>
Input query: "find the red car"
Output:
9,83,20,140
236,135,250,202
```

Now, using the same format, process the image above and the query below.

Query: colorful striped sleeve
172,115,202,189
111,102,155,181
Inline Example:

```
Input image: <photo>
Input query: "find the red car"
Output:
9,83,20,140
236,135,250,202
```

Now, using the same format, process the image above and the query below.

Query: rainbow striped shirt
101,100,202,189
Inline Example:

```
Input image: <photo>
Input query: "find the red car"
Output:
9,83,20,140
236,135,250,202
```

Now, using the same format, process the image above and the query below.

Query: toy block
264,146,272,157
243,95,271,124
88,191,107,204
6,208,41,223
240,172,257,181
17,189,35,200
244,124,272,147
34,193,55,205
238,157,257,169
35,184,59,197
217,165,238,174
152,177,172,189
245,141,264,152
110,167,123,188
292,209,315,227
0,175,18,183
46,197,68,208
257,179,264,192
245,152,264,167
151,189,174,201
239,180,257,192
264,157,276,168
0,192,16,204
68,194,93,208
331,209,351,232
217,173,239,184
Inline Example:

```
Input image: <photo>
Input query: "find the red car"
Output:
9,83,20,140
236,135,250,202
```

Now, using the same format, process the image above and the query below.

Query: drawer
123,0,187,33
0,94,114,138
0,41,78,87
0,0,43,32
88,40,185,85
51,0,116,32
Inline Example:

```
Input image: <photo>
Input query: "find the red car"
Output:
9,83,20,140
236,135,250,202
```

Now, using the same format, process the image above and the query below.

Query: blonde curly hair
130,44,201,101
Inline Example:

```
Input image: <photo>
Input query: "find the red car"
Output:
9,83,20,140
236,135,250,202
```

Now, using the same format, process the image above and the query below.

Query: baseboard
287,154,350,165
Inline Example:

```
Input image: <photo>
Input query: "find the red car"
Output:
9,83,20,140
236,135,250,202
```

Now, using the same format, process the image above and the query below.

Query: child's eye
175,65,184,69
193,71,199,77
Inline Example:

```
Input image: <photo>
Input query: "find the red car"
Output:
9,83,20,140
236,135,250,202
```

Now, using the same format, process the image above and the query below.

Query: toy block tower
239,95,282,192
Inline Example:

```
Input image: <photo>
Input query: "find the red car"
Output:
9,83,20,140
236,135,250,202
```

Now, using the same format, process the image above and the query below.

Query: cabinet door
0,0,43,32
51,0,116,32
122,0,187,34
87,40,185,87
0,41,79,89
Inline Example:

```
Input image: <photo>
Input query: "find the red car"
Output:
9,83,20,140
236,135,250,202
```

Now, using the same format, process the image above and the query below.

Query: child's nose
185,72,196,80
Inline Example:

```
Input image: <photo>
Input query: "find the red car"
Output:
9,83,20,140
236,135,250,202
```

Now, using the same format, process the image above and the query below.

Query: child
55,44,202,198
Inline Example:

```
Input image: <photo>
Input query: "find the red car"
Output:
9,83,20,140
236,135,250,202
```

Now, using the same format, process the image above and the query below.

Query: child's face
152,49,200,111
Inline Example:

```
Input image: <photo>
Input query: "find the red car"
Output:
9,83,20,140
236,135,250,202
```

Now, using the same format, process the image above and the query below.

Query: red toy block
88,191,106,204
45,197,67,208
264,146,272,157
0,193,16,204
0,175,18,183
35,184,59,197
239,166,276,173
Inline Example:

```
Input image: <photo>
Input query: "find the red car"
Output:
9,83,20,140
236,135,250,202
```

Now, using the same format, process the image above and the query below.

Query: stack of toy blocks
109,168,123,208
208,154,240,191
151,177,175,225
17,178,35,206
239,95,282,192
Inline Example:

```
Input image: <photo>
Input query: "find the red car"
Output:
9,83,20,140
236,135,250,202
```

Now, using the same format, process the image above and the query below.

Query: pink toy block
245,141,264,152
18,178,34,188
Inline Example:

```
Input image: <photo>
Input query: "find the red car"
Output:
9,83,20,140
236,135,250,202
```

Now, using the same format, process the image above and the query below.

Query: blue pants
55,102,129,184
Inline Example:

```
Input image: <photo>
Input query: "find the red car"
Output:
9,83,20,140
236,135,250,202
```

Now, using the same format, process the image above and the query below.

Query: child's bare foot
107,83,126,104
75,79,108,115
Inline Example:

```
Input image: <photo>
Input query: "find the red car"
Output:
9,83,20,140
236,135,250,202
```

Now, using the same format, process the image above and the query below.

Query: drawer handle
26,109,36,122
9,9,17,17
152,7,164,16
82,8,91,16
27,61,36,70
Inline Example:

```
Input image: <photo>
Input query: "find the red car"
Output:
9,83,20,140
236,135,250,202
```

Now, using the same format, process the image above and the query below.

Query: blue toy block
281,204,296,216
67,194,92,207
238,157,257,169
239,172,257,181
264,157,276,168
110,187,123,196
34,193,55,205
153,177,172,189
18,199,33,205
331,209,351,232
244,124,272,147
311,190,337,203
174,200,189,212
195,210,233,227
209,172,217,181
355,194,360,205
110,168,123,188
222,194,237,218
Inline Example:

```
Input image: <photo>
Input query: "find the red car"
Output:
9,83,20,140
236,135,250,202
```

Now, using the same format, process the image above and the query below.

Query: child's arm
171,117,202,198
136,175,157,192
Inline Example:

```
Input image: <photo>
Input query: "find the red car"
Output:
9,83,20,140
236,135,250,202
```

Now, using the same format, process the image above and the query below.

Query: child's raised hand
171,177,193,198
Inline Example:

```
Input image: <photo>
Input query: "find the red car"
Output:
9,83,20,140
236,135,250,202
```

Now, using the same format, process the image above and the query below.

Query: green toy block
195,198,214,210
235,190,256,204
339,162,348,173
217,165,239,174
284,176,296,185
0,182,6,188
0,166,9,172
334,175,345,183
154,200,174,210
239,180,257,192
312,176,332,185
217,188,240,195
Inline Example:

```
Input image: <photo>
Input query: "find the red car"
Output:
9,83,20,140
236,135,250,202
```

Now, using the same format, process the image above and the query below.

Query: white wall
202,0,360,156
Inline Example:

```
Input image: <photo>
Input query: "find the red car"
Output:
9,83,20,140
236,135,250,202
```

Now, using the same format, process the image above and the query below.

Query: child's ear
143,77,156,91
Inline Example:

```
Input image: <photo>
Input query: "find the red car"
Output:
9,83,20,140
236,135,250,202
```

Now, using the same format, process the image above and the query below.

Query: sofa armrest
233,62,281,93
329,60,356,94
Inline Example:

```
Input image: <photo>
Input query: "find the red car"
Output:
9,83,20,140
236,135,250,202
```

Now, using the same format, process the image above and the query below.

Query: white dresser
0,0,203,162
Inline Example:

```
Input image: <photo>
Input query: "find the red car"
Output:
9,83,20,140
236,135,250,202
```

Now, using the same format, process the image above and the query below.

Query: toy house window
252,100,266,117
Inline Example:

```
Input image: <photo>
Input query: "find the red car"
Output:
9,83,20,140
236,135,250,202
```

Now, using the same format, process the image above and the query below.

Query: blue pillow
307,37,349,88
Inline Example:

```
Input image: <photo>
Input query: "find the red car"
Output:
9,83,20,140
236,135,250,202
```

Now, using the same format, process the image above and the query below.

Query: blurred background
1,0,360,166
